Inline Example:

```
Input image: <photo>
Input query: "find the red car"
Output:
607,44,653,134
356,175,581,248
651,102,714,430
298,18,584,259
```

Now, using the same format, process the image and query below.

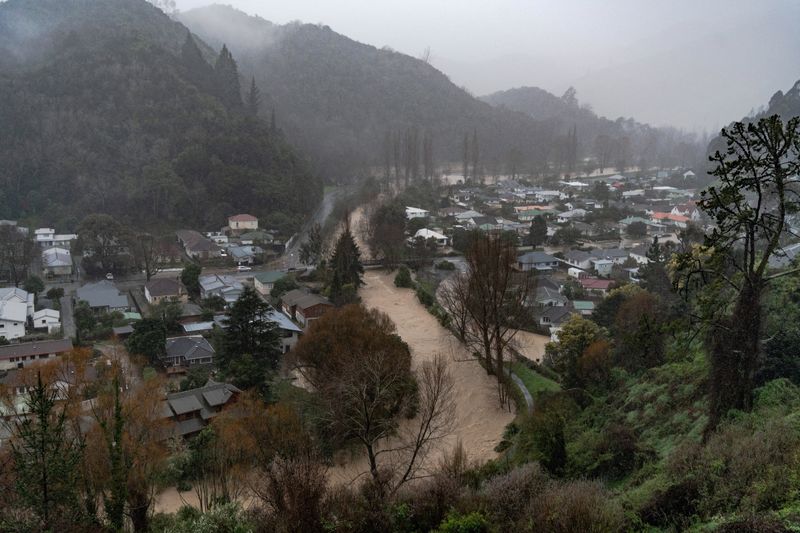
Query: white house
405,207,430,220
0,301,27,340
35,228,77,248
228,214,259,233
413,229,449,247
0,288,34,319
517,252,560,272
557,209,587,223
591,258,614,276
32,309,61,334
683,170,696,179
42,247,73,278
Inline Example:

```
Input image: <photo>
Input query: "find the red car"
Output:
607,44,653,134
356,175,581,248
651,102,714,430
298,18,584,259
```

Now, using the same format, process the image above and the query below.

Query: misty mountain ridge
179,4,702,178
0,0,321,230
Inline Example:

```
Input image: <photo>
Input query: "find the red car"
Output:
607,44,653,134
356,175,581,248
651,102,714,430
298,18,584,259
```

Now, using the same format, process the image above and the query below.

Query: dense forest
178,5,705,180
0,0,322,233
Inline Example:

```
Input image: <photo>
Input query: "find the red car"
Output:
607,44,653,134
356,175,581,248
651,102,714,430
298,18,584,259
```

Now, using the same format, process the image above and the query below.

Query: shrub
482,463,549,528
525,480,626,532
436,260,456,271
394,266,414,288
434,511,489,533
416,283,435,307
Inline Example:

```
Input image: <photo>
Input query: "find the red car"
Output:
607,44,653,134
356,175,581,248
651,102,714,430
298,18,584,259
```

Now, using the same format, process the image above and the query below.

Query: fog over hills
175,0,800,132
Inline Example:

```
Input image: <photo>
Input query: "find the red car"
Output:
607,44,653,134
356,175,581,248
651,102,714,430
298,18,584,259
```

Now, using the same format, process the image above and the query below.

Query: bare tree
0,226,33,286
447,234,533,408
132,233,163,281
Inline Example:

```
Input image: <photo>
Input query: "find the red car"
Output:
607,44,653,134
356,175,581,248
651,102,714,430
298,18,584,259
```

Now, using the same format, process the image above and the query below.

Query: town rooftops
580,278,614,291
229,214,258,222
0,339,73,362
254,271,285,284
414,228,447,241
0,288,31,304
282,289,332,311
518,252,559,265
162,380,242,437
652,212,690,223
77,280,129,309
0,301,27,323
145,278,184,298
42,247,72,267
165,336,215,364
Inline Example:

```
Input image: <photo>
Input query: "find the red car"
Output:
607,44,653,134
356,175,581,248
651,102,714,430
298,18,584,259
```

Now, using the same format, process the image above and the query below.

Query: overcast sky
175,0,800,132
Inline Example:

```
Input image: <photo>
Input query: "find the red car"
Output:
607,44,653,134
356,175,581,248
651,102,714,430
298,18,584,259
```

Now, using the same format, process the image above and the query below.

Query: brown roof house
0,339,73,372
176,230,221,260
280,289,333,328
228,214,259,235
145,278,188,305
161,380,241,439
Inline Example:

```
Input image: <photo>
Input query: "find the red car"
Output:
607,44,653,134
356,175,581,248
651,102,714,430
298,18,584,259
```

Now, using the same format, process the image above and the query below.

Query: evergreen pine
214,44,243,110
246,76,261,116
329,227,364,305
10,373,86,531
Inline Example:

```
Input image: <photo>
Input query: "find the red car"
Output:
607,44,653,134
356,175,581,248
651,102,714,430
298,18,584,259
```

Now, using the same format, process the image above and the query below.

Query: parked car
105,273,114,280
236,265,252,272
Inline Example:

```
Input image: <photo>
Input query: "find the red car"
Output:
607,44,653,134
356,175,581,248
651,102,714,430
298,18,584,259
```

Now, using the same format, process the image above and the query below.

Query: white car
105,273,114,280
236,265,252,272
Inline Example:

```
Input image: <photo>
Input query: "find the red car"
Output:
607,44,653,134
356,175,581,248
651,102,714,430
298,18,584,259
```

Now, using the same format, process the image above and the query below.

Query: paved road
60,294,75,339
281,187,345,270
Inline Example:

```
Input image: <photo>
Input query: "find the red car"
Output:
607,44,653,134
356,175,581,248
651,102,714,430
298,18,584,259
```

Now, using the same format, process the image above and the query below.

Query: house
199,275,244,305
280,289,333,327
254,271,286,297
454,210,484,222
265,309,303,354
590,258,614,276
162,380,241,439
532,286,568,308
239,231,274,246
32,309,61,334
439,206,467,217
470,216,502,231
145,278,187,305
769,242,800,270
228,214,259,233
0,301,27,340
517,252,560,272
405,207,430,220
670,202,702,222
539,306,574,341
557,209,587,223
651,212,689,229
176,230,222,260
77,281,130,312
629,245,651,265
568,267,589,279
572,300,595,316
413,229,449,247
563,250,593,270
590,248,631,265
205,231,229,245
0,288,34,319
41,247,73,278
164,336,216,367
34,228,77,248
0,339,73,371
580,278,614,295
618,216,666,235
228,245,264,265
683,170,696,179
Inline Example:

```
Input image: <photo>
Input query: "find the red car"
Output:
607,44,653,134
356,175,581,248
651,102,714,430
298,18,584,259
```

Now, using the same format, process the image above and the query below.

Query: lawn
510,361,561,398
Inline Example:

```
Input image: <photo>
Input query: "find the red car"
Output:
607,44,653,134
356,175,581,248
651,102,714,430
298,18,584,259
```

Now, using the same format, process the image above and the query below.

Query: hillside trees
0,225,33,287
677,115,800,433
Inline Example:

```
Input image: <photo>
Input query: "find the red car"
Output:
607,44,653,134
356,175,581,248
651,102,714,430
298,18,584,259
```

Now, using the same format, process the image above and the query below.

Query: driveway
60,294,76,339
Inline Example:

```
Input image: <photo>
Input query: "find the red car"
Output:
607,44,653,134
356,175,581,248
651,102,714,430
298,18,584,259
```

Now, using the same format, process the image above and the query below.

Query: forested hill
707,79,800,156
0,0,321,233
178,5,556,178
482,86,703,172
179,5,704,179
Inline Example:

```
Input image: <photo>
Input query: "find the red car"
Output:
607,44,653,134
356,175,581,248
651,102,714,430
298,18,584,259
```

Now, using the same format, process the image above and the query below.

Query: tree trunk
706,282,762,436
